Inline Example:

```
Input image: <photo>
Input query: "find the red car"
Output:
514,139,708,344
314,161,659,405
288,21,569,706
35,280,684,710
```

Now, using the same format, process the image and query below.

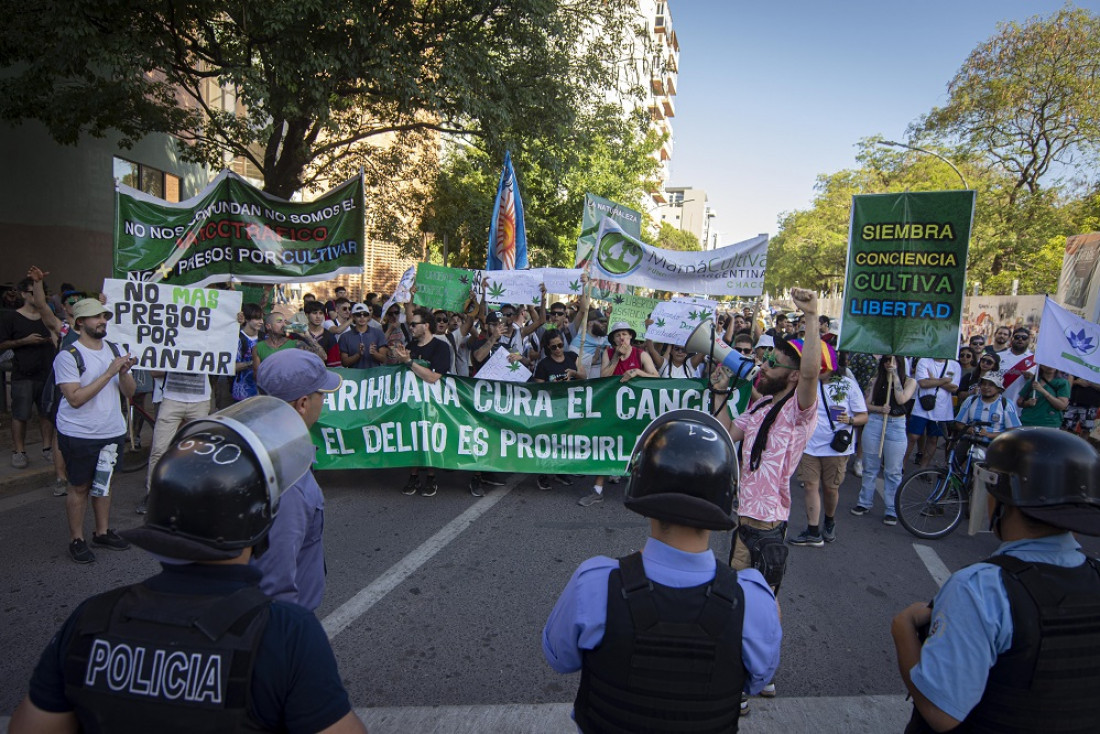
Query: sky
666,0,1100,245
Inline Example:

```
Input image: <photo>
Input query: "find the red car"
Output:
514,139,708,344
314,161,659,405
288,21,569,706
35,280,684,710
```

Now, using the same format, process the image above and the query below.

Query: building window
113,157,181,202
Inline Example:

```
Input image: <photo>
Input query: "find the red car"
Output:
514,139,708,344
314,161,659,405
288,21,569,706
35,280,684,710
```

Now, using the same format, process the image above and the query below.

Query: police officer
891,427,1100,733
542,410,782,733
10,397,368,734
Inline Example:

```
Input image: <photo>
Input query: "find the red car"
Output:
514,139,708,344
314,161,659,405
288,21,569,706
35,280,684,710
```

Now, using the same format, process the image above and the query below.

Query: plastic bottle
90,443,119,498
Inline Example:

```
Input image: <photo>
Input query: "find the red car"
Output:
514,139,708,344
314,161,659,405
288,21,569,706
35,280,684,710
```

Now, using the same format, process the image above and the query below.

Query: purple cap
257,349,341,402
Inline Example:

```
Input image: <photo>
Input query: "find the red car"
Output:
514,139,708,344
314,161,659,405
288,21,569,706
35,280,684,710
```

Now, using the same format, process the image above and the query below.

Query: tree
0,0,644,200
912,7,1100,198
654,222,701,252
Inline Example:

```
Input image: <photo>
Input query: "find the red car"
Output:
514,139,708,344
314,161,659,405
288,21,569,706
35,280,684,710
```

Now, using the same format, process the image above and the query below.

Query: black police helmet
624,409,737,530
979,427,1100,536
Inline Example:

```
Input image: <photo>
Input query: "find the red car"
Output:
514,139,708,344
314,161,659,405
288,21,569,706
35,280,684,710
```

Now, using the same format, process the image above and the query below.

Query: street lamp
879,140,968,190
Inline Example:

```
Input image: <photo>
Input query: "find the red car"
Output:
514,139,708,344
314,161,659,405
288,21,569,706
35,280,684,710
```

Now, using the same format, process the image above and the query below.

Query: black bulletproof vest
574,552,746,734
62,582,272,734
907,555,1100,734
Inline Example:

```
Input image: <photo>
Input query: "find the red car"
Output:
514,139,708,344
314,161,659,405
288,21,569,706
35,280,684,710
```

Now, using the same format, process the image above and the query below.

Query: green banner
839,191,975,359
600,292,659,336
114,171,364,288
575,194,642,269
313,366,751,475
414,263,476,312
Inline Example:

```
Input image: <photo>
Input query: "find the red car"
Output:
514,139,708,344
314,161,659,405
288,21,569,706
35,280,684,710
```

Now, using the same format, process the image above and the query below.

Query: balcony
654,15,666,33
662,95,675,118
649,101,664,121
650,73,665,96
665,74,677,96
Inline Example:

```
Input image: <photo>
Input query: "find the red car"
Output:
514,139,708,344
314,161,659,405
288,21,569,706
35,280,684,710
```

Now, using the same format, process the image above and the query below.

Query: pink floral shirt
733,392,818,522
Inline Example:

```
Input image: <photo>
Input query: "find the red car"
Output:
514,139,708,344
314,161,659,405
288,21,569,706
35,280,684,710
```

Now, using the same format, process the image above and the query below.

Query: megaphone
685,320,757,384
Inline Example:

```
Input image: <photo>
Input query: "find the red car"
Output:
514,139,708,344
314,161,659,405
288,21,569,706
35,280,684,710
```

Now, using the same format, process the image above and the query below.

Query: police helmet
624,409,738,530
123,397,314,561
974,427,1100,536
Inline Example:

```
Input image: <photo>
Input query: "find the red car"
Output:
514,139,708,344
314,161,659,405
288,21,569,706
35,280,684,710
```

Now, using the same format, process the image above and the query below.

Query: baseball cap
979,372,1005,390
351,303,369,314
257,350,341,402
71,299,112,321
485,312,501,325
754,334,775,350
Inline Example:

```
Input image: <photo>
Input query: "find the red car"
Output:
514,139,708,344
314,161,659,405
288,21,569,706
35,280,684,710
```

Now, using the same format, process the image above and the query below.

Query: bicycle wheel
896,469,964,540
117,444,150,474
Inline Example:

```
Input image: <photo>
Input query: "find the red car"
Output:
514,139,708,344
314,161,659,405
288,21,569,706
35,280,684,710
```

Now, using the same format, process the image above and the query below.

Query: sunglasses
1012,334,1029,339
435,317,449,323
980,358,995,364
735,347,753,355
960,353,973,359
501,311,515,318
409,320,426,326
65,299,81,306
548,343,564,350
353,312,368,317
762,352,797,370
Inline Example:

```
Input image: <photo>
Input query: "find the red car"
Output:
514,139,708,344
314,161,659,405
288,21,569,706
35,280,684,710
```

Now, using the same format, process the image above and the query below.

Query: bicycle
117,394,157,474
896,420,992,540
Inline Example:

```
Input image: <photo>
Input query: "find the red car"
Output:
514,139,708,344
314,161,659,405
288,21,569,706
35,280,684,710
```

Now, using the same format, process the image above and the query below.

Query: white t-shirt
911,358,962,421
53,341,126,439
996,348,1036,403
161,372,212,404
659,360,694,379
805,375,868,456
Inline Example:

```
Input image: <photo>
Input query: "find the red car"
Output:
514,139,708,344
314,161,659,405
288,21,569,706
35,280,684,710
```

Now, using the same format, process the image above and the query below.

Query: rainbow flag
487,151,528,270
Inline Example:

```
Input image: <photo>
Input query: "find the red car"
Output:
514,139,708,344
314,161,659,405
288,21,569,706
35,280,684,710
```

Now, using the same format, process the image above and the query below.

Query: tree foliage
912,7,1100,197
0,0,646,201
653,222,702,252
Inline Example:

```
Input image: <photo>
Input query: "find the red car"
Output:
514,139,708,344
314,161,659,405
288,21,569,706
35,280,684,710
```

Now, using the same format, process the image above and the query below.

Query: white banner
475,347,532,382
537,268,585,298
671,296,718,319
1035,297,1100,382
484,270,543,306
104,279,243,376
591,219,768,296
644,301,710,346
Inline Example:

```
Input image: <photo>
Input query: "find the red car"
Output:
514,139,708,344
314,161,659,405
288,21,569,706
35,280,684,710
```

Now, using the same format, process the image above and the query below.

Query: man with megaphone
712,287,821,705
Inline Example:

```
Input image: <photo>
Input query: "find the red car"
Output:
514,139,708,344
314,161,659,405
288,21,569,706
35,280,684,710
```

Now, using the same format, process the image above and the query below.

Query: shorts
797,454,849,489
907,414,944,438
57,433,125,488
10,379,46,422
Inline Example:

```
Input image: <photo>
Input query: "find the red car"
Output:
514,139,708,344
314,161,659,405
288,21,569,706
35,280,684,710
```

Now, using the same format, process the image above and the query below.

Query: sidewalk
0,411,57,496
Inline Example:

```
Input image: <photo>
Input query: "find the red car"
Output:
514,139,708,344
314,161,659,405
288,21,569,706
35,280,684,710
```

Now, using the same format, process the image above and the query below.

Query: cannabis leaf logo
488,281,506,299
1066,328,1098,356
531,295,541,305
698,309,712,321
612,294,625,305
568,280,580,292
459,274,470,286
688,310,699,321
507,361,521,372
655,318,666,328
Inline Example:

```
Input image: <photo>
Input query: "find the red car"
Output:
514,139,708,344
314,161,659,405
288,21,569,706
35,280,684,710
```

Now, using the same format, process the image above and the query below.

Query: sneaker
740,692,749,716
883,515,898,526
578,491,604,507
481,473,506,487
760,683,776,698
789,530,824,548
420,477,438,497
69,538,95,564
11,452,28,469
469,476,484,498
42,447,53,463
402,476,420,496
132,437,142,451
851,459,863,477
554,475,574,486
91,529,130,551
822,522,837,543
537,475,552,491
52,478,68,497
850,505,870,517
135,496,148,515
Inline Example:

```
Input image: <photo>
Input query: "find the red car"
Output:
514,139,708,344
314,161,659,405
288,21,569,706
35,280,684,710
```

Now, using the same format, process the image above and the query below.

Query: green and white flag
839,190,975,358
114,170,364,288
313,368,749,475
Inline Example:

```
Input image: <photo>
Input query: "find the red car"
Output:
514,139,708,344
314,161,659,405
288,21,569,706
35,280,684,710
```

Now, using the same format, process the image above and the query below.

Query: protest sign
114,170,364,288
600,292,659,337
838,190,975,359
539,268,585,297
592,219,769,296
414,263,476,312
1035,297,1100,382
645,301,712,345
671,296,718,320
103,279,242,376
475,348,532,383
313,367,738,475
1056,232,1100,323
483,270,543,306
382,266,416,317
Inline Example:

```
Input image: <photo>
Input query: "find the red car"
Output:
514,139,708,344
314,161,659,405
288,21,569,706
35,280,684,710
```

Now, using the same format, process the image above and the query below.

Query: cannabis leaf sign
531,295,541,305
655,318,666,328
459,274,470,286
568,280,581,293
488,282,506,299
698,309,712,321
613,295,625,305
688,310,699,321
507,361,522,372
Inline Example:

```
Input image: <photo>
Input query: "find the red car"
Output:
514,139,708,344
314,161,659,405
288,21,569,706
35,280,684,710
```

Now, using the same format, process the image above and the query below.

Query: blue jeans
858,414,907,515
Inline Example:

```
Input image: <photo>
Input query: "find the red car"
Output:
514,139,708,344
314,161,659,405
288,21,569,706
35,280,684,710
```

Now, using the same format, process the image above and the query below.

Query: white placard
671,296,719,319
645,301,712,346
484,270,543,307
103,279,243,376
475,347,532,383
538,268,585,298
